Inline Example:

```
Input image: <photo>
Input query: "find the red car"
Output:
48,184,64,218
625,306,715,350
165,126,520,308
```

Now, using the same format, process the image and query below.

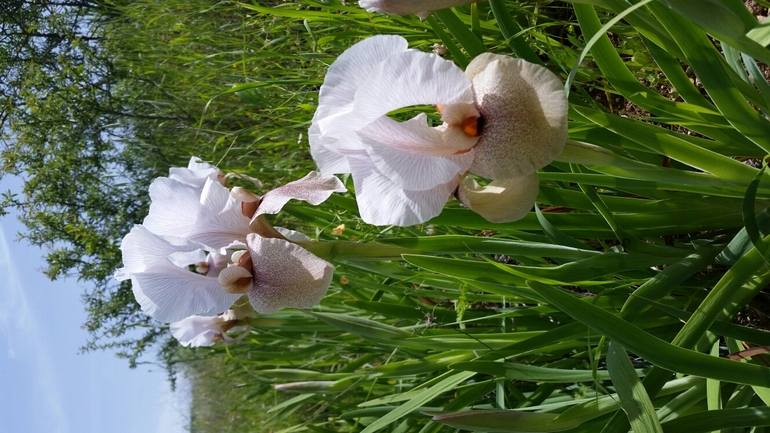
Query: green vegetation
5,0,770,431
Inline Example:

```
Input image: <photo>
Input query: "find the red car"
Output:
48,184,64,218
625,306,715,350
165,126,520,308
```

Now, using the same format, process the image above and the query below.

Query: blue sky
0,175,188,433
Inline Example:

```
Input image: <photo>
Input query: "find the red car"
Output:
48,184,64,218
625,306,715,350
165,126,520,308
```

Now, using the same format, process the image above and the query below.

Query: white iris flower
116,163,345,322
310,35,568,226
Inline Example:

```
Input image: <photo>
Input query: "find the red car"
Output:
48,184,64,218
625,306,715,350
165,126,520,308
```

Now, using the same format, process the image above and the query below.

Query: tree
0,0,173,365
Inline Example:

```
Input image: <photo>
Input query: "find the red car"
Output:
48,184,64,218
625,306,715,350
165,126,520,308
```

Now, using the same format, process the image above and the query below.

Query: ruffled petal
309,122,352,175
313,35,409,140
349,153,460,226
168,156,221,188
468,55,569,179
143,177,251,249
142,177,202,238
350,49,474,131
456,173,540,223
118,225,240,322
246,234,335,314
359,0,476,18
255,172,346,218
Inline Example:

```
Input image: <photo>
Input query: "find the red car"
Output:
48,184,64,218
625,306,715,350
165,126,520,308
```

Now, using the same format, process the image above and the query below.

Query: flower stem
302,241,411,262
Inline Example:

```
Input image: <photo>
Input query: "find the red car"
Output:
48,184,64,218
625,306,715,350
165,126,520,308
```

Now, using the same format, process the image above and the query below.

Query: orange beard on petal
461,116,479,137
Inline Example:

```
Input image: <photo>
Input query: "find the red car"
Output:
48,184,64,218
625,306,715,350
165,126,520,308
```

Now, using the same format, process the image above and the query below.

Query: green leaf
744,166,770,259
360,371,476,433
304,311,411,340
607,341,663,433
747,19,770,47
428,410,576,432
742,53,770,116
660,407,770,432
706,341,721,412
650,3,770,151
526,281,770,387
657,0,745,38
426,15,470,68
432,9,486,58
450,361,644,383
267,393,316,413
487,0,541,64
566,0,653,92
534,204,593,251
380,235,599,259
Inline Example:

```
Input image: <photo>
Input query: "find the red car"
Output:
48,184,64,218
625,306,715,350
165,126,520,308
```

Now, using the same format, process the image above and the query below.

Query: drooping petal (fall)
359,114,474,156
246,234,335,314
143,177,250,250
168,156,222,188
466,54,569,180
310,36,479,225
456,173,540,223
312,38,475,151
359,0,477,18
349,153,461,226
360,130,472,191
255,172,346,217
116,225,241,323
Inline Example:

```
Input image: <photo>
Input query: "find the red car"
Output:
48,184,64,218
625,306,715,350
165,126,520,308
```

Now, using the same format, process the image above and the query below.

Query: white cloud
0,223,70,433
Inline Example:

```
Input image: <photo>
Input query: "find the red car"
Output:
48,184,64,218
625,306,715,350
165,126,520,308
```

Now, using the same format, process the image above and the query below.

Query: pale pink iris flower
310,35,568,226
359,0,477,18
116,162,346,323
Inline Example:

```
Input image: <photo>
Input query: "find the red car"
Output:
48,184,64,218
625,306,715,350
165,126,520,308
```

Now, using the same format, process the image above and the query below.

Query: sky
0,175,189,433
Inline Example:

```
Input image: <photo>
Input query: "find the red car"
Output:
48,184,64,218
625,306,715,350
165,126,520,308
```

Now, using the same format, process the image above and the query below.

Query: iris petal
456,173,540,223
349,152,461,226
117,225,240,323
468,54,569,180
247,234,335,314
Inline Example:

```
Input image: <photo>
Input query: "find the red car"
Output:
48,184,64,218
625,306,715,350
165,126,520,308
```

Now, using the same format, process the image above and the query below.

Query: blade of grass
607,341,664,433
